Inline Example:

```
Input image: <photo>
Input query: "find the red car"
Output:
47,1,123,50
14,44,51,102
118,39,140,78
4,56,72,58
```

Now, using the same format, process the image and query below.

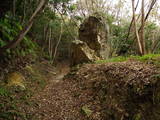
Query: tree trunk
127,0,157,53
145,0,157,21
0,0,48,54
13,0,16,16
139,0,145,55
21,0,26,24
48,27,52,58
138,0,157,33
126,0,140,41
53,23,63,62
132,0,143,55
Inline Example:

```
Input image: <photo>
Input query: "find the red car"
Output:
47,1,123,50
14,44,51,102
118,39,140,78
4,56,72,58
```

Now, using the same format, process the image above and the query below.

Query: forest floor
26,57,160,120
1,55,160,120
16,56,160,120
0,59,91,120
25,62,90,120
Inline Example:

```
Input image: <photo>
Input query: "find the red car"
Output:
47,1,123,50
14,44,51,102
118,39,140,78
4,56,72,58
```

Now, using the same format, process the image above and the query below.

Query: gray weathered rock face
70,40,100,66
70,16,109,66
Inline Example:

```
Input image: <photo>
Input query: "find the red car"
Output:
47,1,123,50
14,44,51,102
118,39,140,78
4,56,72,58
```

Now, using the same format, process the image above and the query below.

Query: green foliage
0,111,20,120
100,12,160,56
0,15,37,59
0,63,49,120
68,4,77,11
95,56,127,64
145,22,157,30
130,54,160,61
81,106,93,117
0,86,9,96
95,54,160,64
144,22,160,53
133,113,142,120
108,19,136,56
32,4,76,60
0,17,16,43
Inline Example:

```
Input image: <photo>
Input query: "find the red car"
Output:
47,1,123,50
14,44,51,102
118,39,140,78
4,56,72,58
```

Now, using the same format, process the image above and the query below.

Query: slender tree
53,22,63,62
132,0,143,55
128,0,157,55
13,0,16,16
126,0,140,41
139,0,145,54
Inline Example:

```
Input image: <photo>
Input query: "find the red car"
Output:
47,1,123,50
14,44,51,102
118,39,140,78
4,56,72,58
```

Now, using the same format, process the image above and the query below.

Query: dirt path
28,63,87,120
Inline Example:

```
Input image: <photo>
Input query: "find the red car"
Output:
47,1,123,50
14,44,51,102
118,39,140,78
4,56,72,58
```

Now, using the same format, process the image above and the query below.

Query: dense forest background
1,0,160,120
0,0,160,64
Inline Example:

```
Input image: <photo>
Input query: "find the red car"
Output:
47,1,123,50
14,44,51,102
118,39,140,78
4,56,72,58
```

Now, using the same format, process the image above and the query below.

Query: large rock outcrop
70,16,109,66
79,16,109,58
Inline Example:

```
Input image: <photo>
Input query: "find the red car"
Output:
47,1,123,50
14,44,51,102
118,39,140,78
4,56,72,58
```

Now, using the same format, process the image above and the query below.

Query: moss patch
7,72,25,90
95,54,160,64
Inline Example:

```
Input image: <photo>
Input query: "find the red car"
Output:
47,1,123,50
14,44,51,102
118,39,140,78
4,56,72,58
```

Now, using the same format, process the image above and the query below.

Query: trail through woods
19,59,160,120
26,62,88,120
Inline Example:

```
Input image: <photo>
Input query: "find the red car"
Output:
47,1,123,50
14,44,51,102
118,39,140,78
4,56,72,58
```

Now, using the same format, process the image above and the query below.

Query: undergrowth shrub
0,14,38,60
